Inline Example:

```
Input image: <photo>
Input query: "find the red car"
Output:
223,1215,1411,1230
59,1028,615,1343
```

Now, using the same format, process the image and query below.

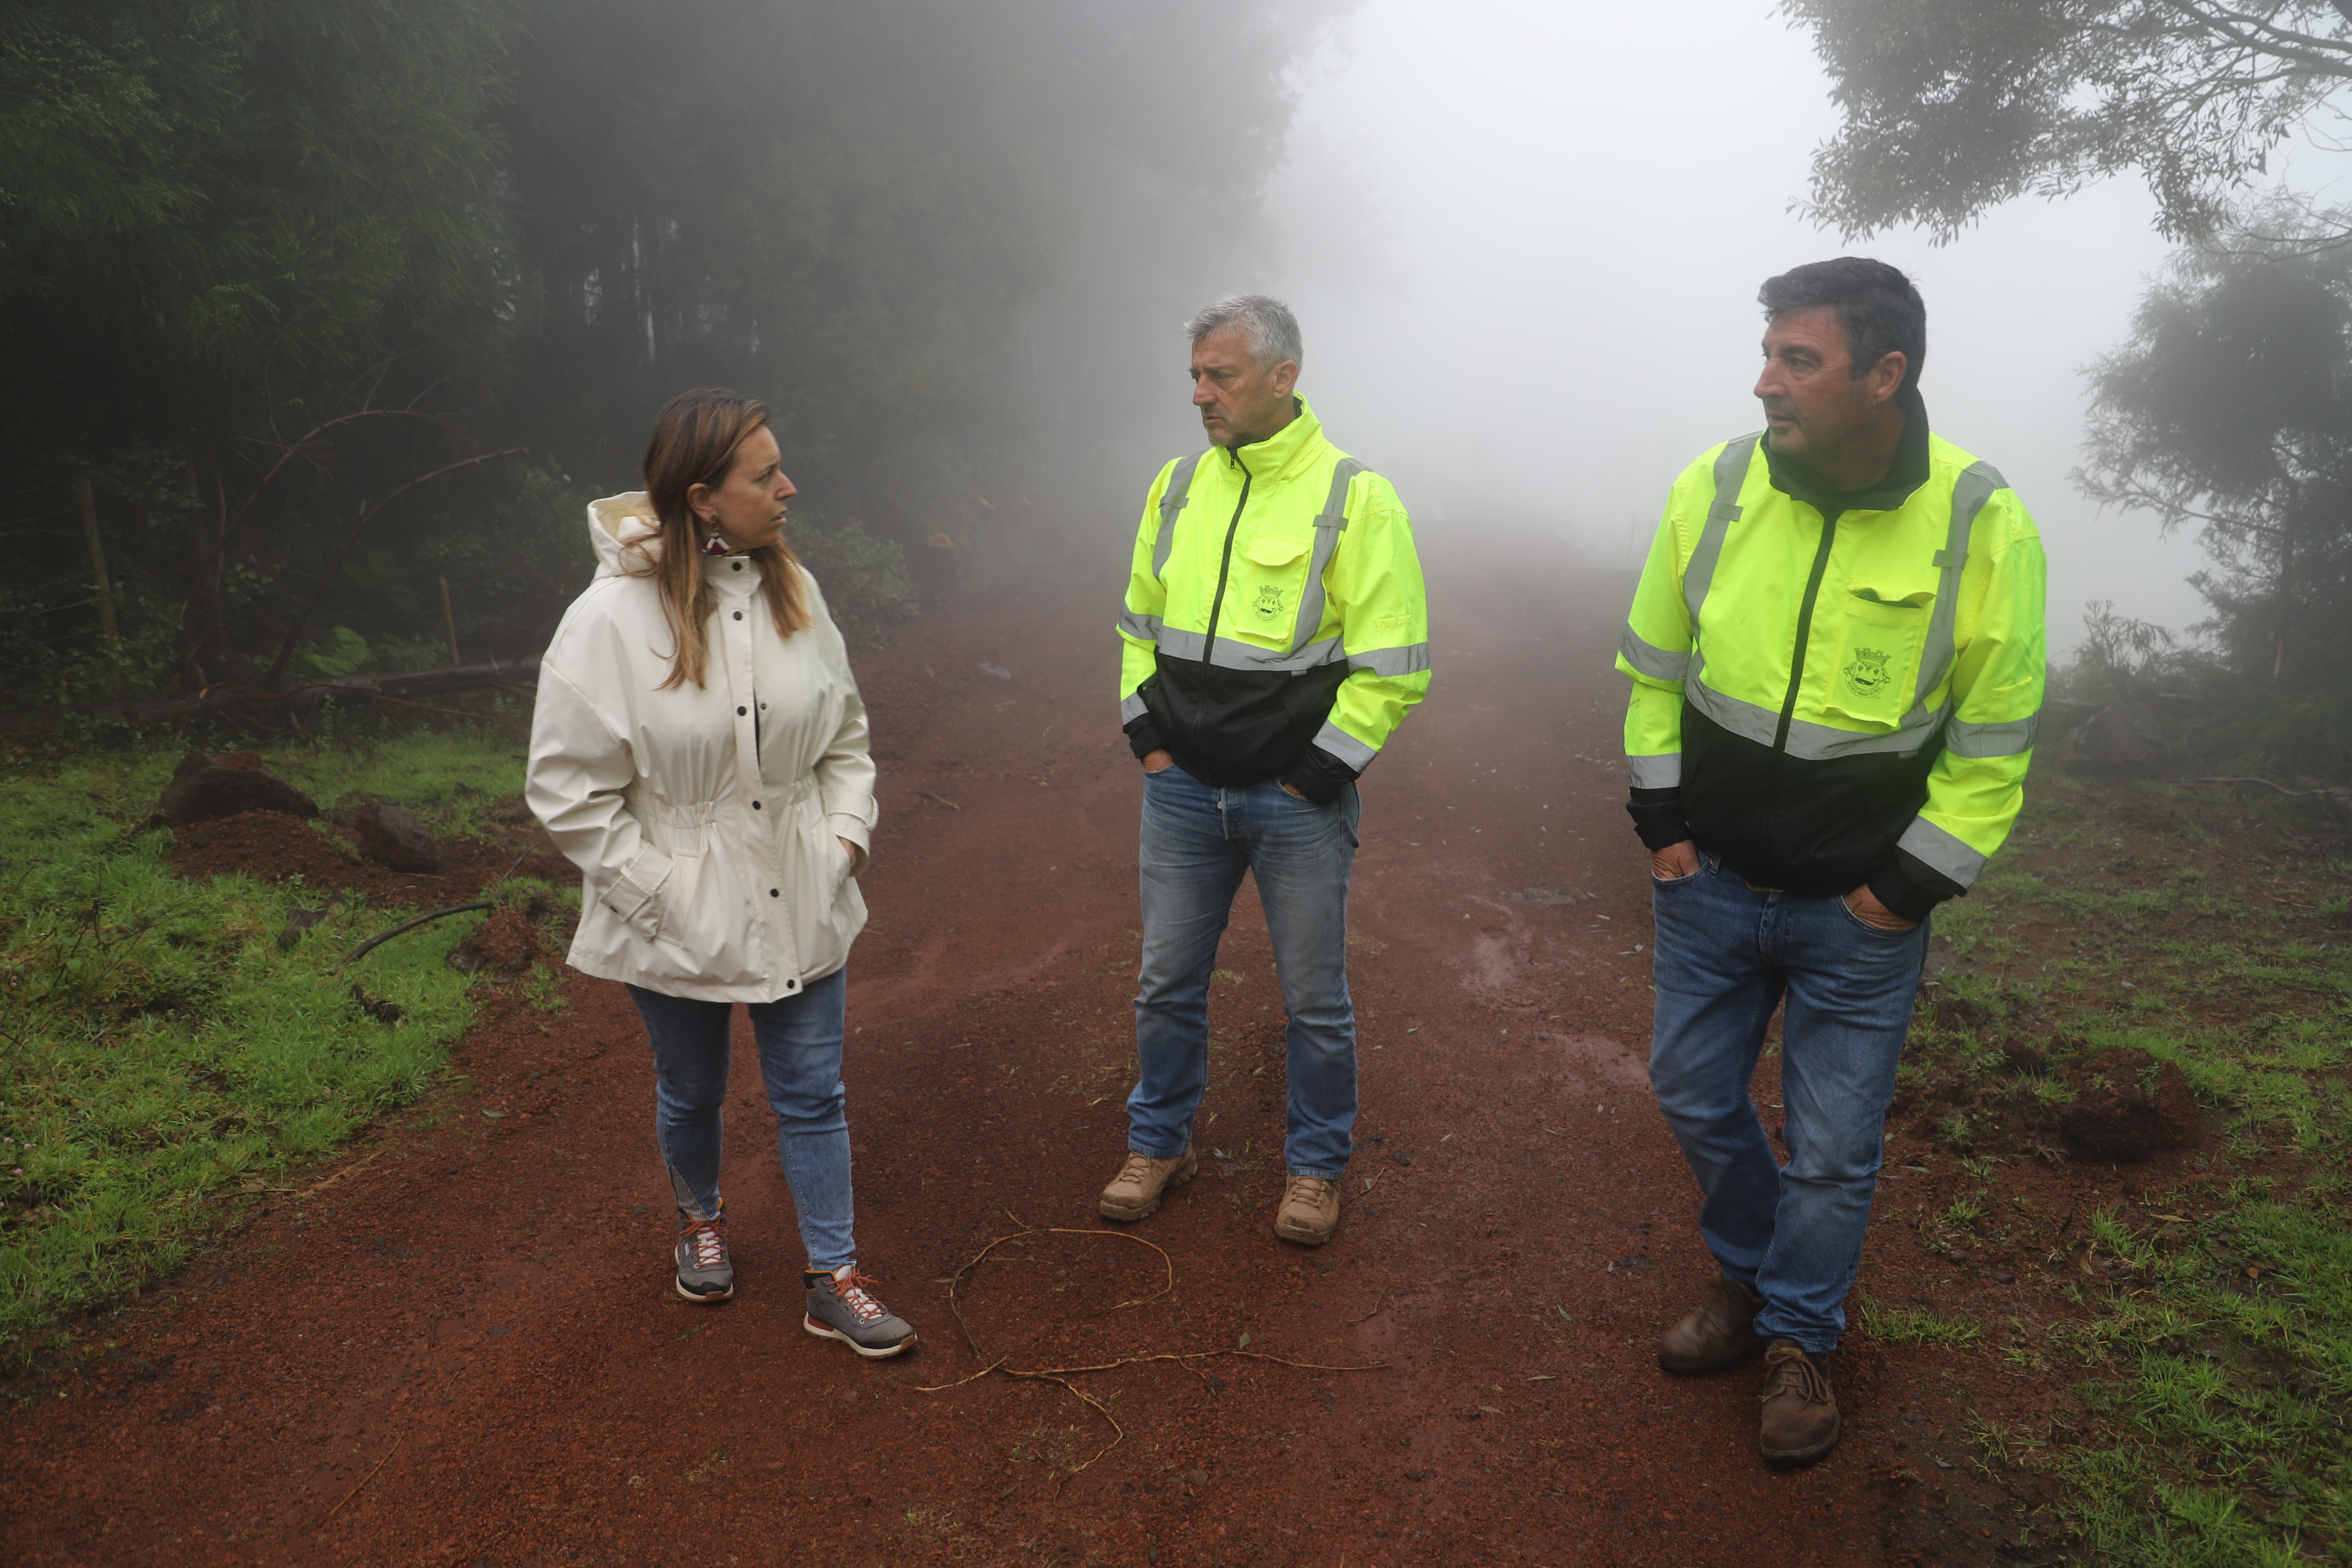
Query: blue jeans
1130,764,1361,1179
1647,853,1929,1353
625,967,856,1272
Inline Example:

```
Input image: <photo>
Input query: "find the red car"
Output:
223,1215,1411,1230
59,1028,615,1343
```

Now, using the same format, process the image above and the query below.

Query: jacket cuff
827,812,871,876
1867,848,1963,923
1626,787,1688,851
1124,711,1168,762
1283,745,1358,806
608,845,674,941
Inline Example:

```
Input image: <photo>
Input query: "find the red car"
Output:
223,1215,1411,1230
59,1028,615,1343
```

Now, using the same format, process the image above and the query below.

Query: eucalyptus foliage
1785,0,2352,243
2073,222,2352,770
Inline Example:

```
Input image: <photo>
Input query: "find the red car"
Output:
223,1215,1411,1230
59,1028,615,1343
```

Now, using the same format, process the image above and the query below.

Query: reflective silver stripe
1898,816,1988,888
1118,609,1162,643
1619,624,1690,682
1312,718,1377,772
1290,457,1366,651
1687,672,1944,760
1627,752,1681,789
1945,710,2038,758
1158,625,1347,672
1151,452,1204,579
1682,434,1760,629
1909,461,2005,717
1346,642,1430,678
1120,691,1148,724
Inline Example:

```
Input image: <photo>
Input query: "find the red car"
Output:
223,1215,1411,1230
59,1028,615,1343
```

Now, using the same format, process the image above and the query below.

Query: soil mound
2061,1047,2201,1158
155,751,319,826
336,795,444,873
446,906,546,975
168,810,577,907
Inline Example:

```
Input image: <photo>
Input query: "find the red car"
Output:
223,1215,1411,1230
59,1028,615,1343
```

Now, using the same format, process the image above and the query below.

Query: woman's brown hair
629,387,808,689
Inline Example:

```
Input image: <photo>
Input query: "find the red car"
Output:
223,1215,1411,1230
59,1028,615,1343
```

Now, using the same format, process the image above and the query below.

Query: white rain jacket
527,493,876,1002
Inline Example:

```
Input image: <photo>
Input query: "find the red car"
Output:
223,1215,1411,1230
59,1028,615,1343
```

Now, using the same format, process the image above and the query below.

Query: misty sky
1197,0,2299,657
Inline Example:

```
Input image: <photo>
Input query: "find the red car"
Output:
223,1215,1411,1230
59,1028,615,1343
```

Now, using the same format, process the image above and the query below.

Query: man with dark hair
1613,258,2046,1465
1104,293,1430,1245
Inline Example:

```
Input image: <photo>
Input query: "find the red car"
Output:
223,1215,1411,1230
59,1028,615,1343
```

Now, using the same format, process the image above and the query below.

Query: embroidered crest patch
1842,645,1893,698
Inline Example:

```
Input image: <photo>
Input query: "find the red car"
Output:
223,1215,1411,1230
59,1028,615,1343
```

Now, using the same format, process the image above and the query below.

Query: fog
1124,0,2284,654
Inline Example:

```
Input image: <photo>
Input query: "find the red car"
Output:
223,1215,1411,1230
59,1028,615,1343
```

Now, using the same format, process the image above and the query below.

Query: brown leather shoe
1272,1175,1340,1245
1657,1275,1766,1374
1757,1339,1841,1467
1098,1148,1197,1221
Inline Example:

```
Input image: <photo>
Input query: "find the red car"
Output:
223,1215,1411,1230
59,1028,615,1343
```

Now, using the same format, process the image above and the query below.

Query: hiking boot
1273,1174,1340,1245
1098,1148,1198,1221
1758,1339,1841,1467
1657,1275,1766,1374
803,1265,917,1359
670,1168,733,1303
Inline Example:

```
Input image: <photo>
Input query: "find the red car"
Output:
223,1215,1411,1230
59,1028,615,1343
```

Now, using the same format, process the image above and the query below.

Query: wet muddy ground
3,551,2186,1566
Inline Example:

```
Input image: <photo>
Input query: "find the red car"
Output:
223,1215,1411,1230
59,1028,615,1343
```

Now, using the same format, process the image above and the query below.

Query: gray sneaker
671,1168,733,1303
803,1265,917,1358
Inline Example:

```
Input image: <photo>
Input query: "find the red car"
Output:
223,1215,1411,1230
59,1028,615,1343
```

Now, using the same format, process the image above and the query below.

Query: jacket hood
587,492,663,578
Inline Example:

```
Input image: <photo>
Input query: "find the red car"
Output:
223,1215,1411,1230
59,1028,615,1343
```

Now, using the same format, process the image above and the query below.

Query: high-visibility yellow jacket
1118,398,1430,798
1616,407,2046,918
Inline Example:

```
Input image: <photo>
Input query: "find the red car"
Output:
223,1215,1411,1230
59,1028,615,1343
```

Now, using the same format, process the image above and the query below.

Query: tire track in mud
5,555,1960,1567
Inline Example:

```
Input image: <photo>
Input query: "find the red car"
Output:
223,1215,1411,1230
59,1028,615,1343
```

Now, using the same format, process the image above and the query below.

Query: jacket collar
1216,395,1326,482
1761,391,1932,516
587,492,659,578
585,492,759,591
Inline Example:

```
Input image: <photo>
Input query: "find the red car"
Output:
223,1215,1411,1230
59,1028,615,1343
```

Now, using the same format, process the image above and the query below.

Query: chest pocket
1234,534,1312,645
1822,588,1932,729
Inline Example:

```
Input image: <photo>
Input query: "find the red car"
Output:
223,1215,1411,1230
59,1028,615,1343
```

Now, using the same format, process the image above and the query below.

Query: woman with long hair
527,387,914,1358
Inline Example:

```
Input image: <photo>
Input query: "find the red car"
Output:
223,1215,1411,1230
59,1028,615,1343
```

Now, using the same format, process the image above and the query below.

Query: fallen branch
2189,776,2316,796
921,1212,1384,1480
340,901,492,968
2189,777,2352,830
317,1433,403,1528
0,655,543,736
297,1144,389,1200
351,689,525,732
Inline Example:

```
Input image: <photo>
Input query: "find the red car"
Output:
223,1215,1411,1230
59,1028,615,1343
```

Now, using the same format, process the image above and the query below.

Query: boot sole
675,1278,734,1303
1761,1412,1842,1468
1272,1211,1339,1245
803,1316,917,1359
1098,1153,1198,1221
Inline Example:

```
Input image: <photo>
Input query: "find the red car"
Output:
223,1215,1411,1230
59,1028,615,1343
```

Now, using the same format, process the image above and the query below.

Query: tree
0,1,1349,709
2077,222,2352,703
1785,0,2352,242
0,0,516,689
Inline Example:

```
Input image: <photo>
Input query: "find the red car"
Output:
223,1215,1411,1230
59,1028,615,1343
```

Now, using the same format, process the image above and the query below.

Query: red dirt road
3,550,2004,1566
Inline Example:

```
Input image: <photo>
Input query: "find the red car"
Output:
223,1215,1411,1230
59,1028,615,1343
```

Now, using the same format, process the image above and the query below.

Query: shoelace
681,1216,727,1269
1761,1349,1831,1408
1285,1175,1331,1204
829,1268,890,1325
1119,1152,1159,1183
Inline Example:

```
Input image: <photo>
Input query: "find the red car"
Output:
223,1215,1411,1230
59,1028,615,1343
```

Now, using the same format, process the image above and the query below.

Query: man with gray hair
1102,293,1432,1244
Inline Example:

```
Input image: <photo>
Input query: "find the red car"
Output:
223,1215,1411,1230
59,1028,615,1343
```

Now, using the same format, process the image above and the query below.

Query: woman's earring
700,520,729,556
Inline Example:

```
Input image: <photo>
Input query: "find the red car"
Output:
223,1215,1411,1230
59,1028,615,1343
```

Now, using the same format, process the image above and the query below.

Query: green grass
0,731,535,1356
2058,1192,2352,1565
1913,777,2352,1563
1862,1298,1983,1348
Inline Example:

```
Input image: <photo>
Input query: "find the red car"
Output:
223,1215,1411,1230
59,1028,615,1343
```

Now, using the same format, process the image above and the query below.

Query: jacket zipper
1773,507,1841,752
1199,447,1254,656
